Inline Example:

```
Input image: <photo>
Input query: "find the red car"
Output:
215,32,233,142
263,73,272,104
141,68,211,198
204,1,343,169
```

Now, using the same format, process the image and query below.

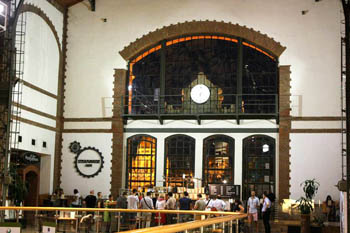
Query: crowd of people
48,188,275,233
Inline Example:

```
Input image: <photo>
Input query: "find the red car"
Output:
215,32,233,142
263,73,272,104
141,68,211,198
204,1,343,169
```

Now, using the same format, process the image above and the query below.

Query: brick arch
20,4,62,54
119,20,286,61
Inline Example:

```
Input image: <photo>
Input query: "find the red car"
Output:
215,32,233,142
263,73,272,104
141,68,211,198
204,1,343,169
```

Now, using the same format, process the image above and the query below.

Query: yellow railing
0,206,247,233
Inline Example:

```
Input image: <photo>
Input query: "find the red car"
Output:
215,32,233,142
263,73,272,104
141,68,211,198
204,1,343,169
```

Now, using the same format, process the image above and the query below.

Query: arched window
165,135,195,187
126,135,156,189
203,135,235,185
242,135,275,200
125,35,278,118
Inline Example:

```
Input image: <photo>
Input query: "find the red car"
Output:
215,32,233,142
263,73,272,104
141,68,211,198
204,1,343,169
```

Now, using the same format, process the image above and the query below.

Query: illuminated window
242,135,275,200
165,135,195,188
126,135,156,190
203,135,235,185
125,35,278,116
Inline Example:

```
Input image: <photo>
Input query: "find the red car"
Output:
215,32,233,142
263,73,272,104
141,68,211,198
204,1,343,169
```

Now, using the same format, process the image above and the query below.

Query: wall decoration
22,152,40,164
69,141,104,178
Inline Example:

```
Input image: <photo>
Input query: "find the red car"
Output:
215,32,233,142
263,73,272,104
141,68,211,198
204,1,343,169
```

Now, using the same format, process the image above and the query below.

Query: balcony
121,94,278,124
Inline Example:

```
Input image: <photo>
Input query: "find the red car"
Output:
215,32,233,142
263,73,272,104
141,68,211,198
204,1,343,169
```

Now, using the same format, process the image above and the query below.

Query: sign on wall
208,184,241,199
69,141,104,178
22,152,40,164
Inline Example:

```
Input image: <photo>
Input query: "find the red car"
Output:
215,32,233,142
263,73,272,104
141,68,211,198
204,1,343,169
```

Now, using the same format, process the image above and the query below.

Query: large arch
20,4,62,53
119,20,286,61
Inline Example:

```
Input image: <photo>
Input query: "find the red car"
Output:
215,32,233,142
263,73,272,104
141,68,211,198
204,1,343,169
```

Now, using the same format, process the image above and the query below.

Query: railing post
117,211,121,232
229,220,233,233
236,219,239,233
158,211,161,226
15,210,18,223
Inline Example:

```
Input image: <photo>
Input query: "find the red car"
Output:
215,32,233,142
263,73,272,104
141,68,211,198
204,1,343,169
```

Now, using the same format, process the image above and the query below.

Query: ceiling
55,0,84,7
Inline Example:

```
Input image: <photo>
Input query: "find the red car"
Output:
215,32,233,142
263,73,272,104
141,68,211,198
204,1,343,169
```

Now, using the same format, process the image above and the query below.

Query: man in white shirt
262,192,271,233
127,189,139,229
208,195,226,211
247,191,259,233
140,192,154,228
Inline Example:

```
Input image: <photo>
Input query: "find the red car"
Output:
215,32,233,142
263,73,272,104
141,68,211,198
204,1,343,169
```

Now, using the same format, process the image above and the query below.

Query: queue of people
47,187,276,233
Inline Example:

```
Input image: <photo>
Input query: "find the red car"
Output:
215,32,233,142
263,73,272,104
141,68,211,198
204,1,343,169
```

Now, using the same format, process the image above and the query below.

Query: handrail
122,215,246,233
0,206,243,216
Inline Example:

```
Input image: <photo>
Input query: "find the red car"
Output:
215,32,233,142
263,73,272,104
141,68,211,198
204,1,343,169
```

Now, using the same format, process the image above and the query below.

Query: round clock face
190,84,210,104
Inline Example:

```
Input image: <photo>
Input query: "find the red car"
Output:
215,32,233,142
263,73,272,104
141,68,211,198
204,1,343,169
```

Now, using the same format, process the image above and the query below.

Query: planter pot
301,214,311,233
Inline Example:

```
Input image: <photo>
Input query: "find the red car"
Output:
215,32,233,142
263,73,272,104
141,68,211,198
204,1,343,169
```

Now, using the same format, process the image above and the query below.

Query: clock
190,84,210,104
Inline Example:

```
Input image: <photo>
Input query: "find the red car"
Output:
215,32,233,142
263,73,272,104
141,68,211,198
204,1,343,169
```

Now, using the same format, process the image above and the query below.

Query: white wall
12,1,63,194
65,0,341,118
61,133,112,197
61,0,343,201
290,133,342,202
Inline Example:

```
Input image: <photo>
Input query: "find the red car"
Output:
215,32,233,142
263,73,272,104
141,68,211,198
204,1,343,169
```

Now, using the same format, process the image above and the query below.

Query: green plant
297,179,320,215
8,165,28,206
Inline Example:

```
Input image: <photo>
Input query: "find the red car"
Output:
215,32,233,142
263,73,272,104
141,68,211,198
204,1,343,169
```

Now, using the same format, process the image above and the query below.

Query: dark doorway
242,135,275,201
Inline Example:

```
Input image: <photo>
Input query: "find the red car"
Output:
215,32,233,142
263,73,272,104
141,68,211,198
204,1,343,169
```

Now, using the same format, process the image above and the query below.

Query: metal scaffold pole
341,0,350,231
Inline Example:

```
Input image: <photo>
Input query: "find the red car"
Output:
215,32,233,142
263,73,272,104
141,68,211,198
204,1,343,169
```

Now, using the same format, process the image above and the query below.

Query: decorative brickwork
117,21,290,200
279,65,291,201
110,69,127,197
20,4,62,52
120,20,286,61
53,7,68,190
19,4,65,190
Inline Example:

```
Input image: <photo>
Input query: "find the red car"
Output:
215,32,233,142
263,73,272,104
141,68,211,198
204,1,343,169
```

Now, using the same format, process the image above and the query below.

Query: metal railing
0,206,247,233
122,94,278,117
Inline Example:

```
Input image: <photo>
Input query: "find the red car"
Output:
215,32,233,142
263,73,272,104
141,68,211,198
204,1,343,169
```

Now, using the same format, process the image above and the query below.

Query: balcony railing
121,94,278,123
0,206,247,233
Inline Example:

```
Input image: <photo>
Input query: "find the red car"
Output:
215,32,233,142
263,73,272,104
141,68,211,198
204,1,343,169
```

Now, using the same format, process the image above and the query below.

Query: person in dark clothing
84,190,97,233
262,192,271,233
85,190,97,209
179,191,192,222
116,192,128,224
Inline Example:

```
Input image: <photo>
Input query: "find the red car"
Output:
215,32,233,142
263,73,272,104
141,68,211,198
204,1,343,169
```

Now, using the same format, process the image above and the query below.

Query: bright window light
262,144,269,152
0,4,4,15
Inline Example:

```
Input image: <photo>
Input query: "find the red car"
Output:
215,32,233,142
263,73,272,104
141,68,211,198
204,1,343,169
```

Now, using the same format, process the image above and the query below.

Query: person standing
116,192,128,224
104,195,114,233
247,191,260,233
71,189,81,207
193,194,206,220
127,189,139,229
165,192,177,224
208,195,226,212
179,192,192,222
140,192,154,228
84,190,97,233
262,192,271,233
155,195,166,225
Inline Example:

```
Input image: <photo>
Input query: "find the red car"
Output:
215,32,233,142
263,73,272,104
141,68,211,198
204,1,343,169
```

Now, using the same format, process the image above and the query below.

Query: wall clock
190,84,210,104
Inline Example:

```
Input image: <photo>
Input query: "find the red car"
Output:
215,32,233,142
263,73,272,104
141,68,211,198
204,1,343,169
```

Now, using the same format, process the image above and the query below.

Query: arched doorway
23,165,40,206
242,135,275,200
164,134,195,188
126,135,157,190
203,135,235,186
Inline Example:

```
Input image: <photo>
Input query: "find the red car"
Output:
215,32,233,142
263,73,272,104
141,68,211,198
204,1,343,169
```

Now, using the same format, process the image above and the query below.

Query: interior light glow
262,144,269,152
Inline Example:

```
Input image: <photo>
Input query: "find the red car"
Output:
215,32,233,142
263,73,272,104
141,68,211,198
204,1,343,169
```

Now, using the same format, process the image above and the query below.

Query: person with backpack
140,192,154,228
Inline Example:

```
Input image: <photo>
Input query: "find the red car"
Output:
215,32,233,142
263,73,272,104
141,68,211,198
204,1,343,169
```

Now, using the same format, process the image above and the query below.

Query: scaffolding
0,0,25,208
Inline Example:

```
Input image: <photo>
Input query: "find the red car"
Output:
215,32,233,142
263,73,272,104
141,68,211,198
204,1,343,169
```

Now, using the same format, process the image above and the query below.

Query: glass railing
0,206,247,233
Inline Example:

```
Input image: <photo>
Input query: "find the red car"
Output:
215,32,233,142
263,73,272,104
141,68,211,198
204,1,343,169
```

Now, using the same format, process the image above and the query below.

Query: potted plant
297,179,320,233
